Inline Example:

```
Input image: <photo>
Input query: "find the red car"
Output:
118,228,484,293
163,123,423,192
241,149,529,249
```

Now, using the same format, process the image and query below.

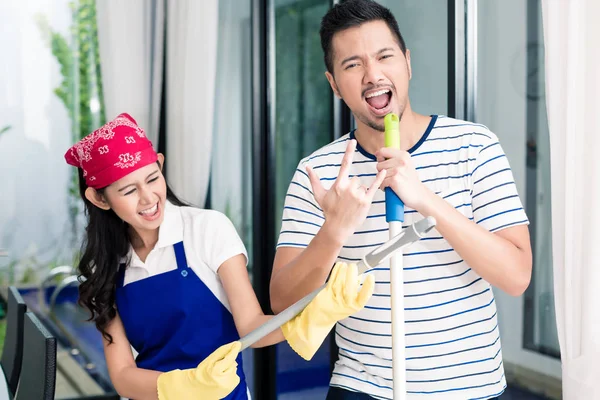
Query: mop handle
385,113,406,400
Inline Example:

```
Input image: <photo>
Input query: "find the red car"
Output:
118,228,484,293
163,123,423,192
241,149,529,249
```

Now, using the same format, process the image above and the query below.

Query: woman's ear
157,153,165,171
85,187,111,211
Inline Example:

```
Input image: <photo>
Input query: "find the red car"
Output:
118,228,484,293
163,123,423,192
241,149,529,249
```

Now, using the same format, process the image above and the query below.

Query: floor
501,386,550,400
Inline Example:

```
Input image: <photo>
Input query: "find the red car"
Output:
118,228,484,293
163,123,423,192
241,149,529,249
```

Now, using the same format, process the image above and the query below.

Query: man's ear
85,187,111,211
325,71,342,99
157,153,165,171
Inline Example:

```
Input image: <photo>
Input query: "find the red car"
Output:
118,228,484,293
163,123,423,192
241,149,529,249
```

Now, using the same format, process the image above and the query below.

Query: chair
0,286,27,395
14,312,56,400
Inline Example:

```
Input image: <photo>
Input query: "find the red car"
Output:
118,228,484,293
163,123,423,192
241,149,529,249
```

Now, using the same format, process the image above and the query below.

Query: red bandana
64,113,158,189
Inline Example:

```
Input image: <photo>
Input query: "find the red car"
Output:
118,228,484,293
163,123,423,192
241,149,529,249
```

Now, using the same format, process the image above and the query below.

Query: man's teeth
366,89,390,98
140,204,158,215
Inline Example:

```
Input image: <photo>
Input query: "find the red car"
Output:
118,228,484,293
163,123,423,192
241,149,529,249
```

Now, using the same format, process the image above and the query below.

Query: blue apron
115,241,247,399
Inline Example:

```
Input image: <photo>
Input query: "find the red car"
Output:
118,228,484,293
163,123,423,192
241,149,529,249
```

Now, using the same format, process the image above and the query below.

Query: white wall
0,0,75,283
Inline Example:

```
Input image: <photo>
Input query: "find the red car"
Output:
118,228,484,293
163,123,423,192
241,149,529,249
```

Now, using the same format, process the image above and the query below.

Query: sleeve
471,132,530,232
276,161,325,249
201,211,249,273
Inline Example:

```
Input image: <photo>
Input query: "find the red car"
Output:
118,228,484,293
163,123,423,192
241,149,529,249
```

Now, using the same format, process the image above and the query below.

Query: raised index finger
338,139,357,183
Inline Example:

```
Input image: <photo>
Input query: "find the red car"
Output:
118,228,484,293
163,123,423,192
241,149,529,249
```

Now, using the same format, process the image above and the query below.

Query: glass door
272,0,334,397
210,0,255,395
377,0,449,116
476,0,561,395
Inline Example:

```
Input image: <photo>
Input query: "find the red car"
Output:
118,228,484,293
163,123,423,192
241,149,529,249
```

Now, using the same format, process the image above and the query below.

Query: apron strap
116,263,126,288
173,241,189,270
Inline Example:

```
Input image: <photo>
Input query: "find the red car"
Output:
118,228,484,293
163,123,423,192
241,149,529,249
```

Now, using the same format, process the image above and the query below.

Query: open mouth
365,88,392,116
139,203,160,220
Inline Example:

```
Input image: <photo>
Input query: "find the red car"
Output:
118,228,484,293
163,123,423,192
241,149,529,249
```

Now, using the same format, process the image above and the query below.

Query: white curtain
165,0,219,207
541,1,600,398
210,0,253,233
95,0,165,146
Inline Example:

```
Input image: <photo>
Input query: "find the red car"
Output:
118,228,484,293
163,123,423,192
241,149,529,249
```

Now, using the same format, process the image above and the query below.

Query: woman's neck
129,226,159,262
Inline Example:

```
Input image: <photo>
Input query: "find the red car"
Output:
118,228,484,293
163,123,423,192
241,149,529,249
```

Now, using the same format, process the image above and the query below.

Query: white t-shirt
277,115,529,399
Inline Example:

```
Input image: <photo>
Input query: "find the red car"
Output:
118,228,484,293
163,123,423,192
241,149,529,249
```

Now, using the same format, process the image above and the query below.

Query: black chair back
0,286,27,395
14,312,56,400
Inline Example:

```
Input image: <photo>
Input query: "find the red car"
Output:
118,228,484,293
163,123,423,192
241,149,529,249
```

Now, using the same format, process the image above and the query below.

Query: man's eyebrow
340,47,396,66
377,47,395,55
341,54,361,66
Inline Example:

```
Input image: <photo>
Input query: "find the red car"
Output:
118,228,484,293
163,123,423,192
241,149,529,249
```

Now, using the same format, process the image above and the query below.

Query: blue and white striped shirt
277,115,529,399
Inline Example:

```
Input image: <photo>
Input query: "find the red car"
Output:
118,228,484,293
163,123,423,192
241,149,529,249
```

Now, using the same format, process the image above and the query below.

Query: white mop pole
384,113,406,400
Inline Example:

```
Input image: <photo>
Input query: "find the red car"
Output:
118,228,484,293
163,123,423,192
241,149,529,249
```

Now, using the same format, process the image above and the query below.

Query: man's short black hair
320,0,407,74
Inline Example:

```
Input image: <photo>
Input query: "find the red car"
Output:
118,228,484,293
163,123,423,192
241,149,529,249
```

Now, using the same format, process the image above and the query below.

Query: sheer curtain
95,0,165,146
541,0,600,398
165,0,219,206
96,0,219,206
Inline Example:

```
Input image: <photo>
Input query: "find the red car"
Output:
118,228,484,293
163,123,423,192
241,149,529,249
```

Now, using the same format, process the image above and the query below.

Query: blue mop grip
384,113,404,223
385,188,404,223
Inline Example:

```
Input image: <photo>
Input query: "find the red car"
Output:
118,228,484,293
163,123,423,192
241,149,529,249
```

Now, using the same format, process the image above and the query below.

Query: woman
64,113,375,399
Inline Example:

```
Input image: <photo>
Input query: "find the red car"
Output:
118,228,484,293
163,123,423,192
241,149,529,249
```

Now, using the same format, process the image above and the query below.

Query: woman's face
93,156,168,237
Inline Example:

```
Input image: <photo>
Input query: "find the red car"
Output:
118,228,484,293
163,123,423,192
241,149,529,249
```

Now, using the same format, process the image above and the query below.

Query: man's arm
376,136,532,296
419,193,531,296
270,140,386,313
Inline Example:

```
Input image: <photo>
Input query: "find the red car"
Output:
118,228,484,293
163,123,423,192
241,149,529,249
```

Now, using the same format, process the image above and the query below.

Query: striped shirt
276,115,529,399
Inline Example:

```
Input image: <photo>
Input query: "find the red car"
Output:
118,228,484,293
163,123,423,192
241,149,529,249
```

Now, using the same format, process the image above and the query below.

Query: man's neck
354,110,431,155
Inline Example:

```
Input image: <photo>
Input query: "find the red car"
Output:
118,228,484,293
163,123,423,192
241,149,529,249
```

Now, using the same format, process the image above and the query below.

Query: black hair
76,162,187,343
319,0,407,74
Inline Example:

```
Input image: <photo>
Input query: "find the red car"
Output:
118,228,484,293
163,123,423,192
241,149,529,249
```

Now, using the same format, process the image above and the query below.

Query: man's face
326,20,411,132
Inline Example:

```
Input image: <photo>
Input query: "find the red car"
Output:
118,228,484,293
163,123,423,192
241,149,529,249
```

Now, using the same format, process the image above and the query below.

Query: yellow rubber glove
281,262,375,361
157,341,241,400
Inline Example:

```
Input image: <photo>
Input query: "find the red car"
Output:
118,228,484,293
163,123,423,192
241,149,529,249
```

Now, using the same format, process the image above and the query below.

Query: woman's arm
103,312,162,399
218,254,285,348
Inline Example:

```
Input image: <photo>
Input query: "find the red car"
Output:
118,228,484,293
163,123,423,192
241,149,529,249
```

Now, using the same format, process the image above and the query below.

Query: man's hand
281,262,375,360
307,139,386,241
375,147,429,211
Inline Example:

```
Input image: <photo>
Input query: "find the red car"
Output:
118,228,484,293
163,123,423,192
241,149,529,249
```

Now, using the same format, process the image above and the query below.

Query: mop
157,214,433,400
384,113,406,400
237,217,435,353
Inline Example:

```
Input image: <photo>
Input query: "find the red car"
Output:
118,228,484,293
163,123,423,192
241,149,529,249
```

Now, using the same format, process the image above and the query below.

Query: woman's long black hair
76,163,188,343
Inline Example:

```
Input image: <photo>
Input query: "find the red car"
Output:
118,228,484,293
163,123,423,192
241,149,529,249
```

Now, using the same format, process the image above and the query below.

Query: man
270,0,532,399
